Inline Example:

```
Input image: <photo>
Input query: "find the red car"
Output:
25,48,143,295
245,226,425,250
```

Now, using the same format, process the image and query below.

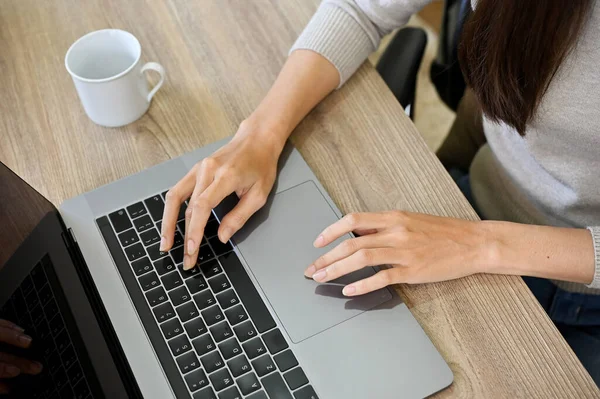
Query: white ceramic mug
65,29,165,127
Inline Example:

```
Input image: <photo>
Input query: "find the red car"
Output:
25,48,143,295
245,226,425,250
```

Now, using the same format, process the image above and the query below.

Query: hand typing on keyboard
0,319,43,394
160,124,285,270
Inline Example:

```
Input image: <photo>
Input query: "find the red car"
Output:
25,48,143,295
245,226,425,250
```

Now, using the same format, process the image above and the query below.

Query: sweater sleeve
586,227,600,289
290,0,433,87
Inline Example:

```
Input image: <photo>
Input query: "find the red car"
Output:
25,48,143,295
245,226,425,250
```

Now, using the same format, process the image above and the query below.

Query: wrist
237,113,290,154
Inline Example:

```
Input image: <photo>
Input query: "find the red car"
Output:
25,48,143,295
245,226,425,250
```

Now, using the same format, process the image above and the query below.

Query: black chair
376,27,427,120
376,0,471,116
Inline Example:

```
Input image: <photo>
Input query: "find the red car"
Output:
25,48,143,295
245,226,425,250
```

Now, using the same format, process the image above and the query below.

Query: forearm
241,50,339,152
483,221,595,285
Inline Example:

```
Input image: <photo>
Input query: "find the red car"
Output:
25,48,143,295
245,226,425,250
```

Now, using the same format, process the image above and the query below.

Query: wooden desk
0,0,597,397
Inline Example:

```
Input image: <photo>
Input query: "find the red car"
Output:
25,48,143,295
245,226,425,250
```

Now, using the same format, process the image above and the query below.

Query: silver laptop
0,138,452,398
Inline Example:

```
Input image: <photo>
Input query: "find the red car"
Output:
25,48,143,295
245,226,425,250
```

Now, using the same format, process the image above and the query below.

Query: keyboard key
209,368,234,392
200,259,221,278
44,298,59,320
193,334,216,356
194,290,216,310
126,202,146,218
218,386,242,399
20,275,35,296
161,318,184,340
196,245,215,265
225,305,248,326
209,274,230,294
109,209,132,233
168,334,192,357
177,202,188,221
201,350,225,374
263,329,288,355
118,228,139,247
30,304,44,326
186,274,208,294
238,372,261,396
216,290,239,310
219,338,242,360
185,368,209,392
140,228,161,246
60,345,77,369
248,391,268,399
180,263,201,279
184,317,207,339
251,355,276,377
37,283,53,305
139,271,160,291
157,221,162,231
153,302,176,323
132,257,153,276
67,361,84,383
204,219,219,238
171,246,184,264
274,350,298,373
242,337,267,359
147,242,168,261
144,195,165,222
234,321,257,343
162,271,184,290
227,355,251,377
56,329,70,353
262,372,292,399
154,257,176,275
73,379,90,399
220,252,276,333
169,286,191,306
177,351,200,374
173,231,184,248
59,384,74,398
294,385,319,399
202,305,224,326
194,387,217,399
176,301,199,323
125,243,146,262
133,215,154,232
49,314,64,337
284,367,309,390
209,237,233,256
210,322,234,343
177,220,186,234
146,287,168,307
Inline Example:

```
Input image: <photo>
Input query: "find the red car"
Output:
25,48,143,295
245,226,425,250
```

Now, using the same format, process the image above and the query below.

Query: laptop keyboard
97,191,318,399
0,258,93,399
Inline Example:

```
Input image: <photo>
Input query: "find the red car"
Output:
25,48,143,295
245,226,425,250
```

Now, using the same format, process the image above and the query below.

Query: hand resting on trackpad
232,181,392,343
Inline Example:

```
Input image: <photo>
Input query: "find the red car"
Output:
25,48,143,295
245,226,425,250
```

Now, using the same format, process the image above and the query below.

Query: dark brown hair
459,0,594,134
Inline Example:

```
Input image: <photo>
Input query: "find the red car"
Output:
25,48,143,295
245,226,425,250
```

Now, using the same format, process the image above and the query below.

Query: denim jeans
449,168,600,385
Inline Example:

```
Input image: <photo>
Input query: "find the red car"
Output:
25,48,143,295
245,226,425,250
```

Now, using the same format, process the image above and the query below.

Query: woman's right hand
160,121,285,269
0,319,43,394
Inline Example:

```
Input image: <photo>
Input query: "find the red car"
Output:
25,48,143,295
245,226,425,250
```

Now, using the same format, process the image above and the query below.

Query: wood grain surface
0,0,597,397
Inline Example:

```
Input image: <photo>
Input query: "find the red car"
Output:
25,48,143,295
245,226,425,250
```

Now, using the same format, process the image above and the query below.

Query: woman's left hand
304,211,497,296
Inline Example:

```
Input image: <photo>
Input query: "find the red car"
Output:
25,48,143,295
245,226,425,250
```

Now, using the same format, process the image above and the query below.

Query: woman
160,0,600,382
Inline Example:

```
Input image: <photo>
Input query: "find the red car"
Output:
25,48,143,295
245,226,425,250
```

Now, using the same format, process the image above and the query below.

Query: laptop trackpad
233,181,392,343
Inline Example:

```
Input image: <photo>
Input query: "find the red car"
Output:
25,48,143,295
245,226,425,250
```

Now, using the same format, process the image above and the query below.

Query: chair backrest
430,0,471,111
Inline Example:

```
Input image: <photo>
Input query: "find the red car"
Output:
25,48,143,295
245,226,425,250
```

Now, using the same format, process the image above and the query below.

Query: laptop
0,138,453,399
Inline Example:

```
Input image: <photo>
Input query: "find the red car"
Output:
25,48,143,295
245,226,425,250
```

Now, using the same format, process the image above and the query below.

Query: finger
0,320,24,332
314,212,392,248
0,326,32,348
311,247,403,283
218,186,268,243
0,362,20,378
160,167,198,251
184,177,237,269
0,353,42,376
305,234,394,277
342,268,408,296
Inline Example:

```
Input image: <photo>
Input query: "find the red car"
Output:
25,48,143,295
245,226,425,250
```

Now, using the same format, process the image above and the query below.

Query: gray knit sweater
291,0,600,294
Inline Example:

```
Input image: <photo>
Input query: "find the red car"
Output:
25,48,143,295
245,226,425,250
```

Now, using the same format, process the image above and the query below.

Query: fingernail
312,269,327,282
183,255,191,270
5,365,20,376
159,236,167,252
304,265,316,277
220,227,233,243
18,334,32,346
187,239,196,255
313,235,324,247
343,285,356,296
31,362,43,374
12,325,25,332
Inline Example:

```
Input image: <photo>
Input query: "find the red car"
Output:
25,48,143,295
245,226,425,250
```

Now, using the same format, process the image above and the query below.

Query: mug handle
141,62,165,102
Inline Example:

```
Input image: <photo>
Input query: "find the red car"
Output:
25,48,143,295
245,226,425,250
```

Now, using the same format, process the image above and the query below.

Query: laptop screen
0,163,102,398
